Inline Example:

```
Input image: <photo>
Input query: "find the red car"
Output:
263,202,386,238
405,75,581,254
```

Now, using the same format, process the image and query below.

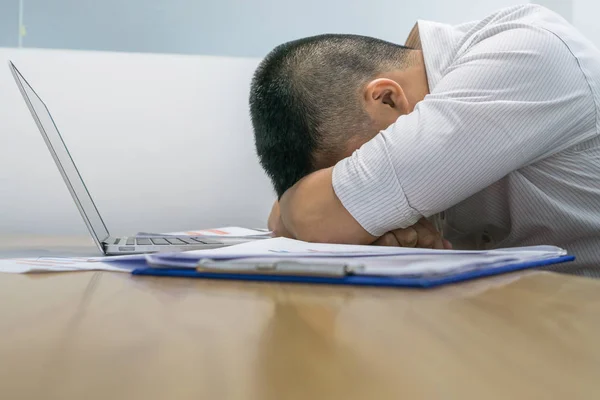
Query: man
250,4,600,273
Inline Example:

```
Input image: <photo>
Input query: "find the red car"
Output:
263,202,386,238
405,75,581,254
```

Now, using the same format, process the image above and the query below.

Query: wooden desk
1,236,599,400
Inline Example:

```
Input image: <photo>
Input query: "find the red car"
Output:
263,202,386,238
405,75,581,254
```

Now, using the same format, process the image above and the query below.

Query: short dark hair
249,34,412,197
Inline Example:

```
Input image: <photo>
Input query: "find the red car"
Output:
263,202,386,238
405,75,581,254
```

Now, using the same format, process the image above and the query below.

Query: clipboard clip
196,259,362,277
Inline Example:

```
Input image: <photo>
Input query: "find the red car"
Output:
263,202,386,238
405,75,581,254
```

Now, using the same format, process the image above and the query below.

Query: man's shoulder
462,4,573,48
462,4,600,108
466,4,568,32
418,5,582,89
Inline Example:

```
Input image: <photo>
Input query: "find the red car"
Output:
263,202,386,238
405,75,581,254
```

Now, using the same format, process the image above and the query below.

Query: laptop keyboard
114,237,209,246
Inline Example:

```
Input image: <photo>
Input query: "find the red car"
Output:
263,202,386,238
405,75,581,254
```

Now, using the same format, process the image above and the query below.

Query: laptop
8,61,227,255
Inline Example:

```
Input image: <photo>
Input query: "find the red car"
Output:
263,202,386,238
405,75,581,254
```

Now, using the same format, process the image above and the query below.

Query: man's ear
363,78,410,117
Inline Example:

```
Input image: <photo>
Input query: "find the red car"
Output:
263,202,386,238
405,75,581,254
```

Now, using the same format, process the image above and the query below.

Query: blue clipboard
131,255,574,288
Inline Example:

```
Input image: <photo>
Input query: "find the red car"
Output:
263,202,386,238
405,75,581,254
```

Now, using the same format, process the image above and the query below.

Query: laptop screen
10,62,110,245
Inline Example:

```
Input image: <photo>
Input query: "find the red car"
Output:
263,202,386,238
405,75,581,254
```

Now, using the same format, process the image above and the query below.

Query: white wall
1,0,527,57
0,0,17,48
536,0,572,23
0,48,274,236
573,0,600,47
534,0,600,47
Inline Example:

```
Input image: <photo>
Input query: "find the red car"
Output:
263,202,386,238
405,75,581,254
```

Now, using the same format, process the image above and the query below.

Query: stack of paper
143,237,569,277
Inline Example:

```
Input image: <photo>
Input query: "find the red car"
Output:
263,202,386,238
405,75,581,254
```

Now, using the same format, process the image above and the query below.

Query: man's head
250,34,424,197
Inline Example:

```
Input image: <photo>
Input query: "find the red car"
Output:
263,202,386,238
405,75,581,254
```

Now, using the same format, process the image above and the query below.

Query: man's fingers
413,219,444,249
391,227,418,247
418,218,451,249
418,218,438,232
371,218,451,249
372,232,401,247
373,228,418,247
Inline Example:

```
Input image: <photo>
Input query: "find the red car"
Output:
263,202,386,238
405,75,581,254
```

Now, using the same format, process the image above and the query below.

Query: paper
197,253,556,277
145,237,567,276
0,256,145,274
153,237,463,260
148,237,565,260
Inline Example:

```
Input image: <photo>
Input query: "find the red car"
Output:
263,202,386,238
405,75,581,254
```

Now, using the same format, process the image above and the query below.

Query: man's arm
274,177,449,248
278,167,376,244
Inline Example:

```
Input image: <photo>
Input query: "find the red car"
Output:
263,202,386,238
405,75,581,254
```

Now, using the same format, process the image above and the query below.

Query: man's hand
372,218,452,249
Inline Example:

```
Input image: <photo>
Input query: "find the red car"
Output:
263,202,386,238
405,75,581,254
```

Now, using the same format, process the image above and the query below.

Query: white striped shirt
333,4,600,272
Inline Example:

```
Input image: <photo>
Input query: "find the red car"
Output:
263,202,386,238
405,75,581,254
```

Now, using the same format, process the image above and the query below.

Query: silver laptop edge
8,61,224,255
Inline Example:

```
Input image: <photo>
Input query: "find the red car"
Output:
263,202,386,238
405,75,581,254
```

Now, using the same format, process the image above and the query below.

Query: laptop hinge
104,236,120,246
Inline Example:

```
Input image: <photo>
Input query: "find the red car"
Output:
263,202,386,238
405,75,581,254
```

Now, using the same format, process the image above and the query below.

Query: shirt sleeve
333,27,596,236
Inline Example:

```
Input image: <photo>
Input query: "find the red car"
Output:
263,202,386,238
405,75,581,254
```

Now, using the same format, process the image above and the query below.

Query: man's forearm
278,167,377,245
